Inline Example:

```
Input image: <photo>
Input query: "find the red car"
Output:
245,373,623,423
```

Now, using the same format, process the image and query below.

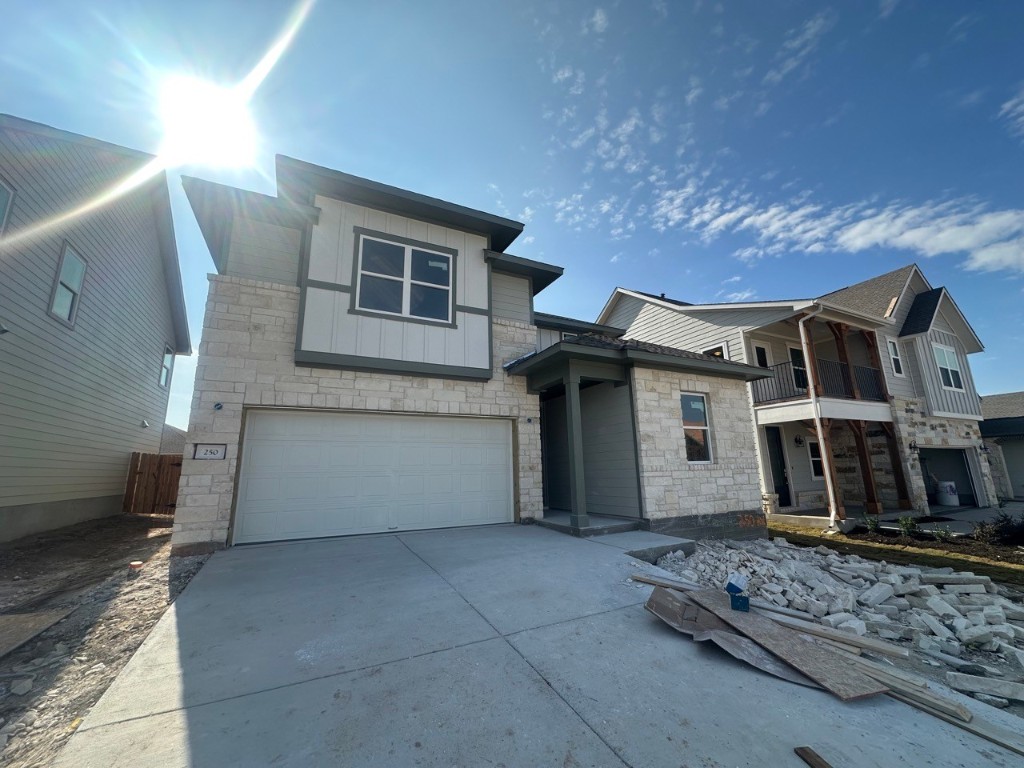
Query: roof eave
275,155,524,251
533,312,624,337
150,176,191,354
484,251,563,294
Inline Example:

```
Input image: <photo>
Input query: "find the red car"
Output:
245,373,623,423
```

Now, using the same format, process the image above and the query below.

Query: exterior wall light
794,435,805,447
909,440,919,454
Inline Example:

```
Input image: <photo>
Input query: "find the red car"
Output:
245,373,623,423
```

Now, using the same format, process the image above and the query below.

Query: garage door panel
234,411,513,544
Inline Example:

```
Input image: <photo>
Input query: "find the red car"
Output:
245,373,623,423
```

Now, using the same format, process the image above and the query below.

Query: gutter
798,304,841,528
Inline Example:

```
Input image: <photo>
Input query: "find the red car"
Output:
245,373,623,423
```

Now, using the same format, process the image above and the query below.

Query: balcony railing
751,360,885,405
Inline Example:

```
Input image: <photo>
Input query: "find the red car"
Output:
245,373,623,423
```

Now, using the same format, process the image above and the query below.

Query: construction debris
635,538,1024,758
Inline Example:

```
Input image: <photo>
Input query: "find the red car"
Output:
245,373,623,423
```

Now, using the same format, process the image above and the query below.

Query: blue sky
3,1,1023,428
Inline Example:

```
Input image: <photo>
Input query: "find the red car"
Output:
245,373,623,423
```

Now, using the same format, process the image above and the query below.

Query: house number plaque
193,444,227,460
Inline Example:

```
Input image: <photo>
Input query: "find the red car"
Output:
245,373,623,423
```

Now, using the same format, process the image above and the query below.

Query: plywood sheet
688,589,888,701
692,629,820,689
0,609,71,659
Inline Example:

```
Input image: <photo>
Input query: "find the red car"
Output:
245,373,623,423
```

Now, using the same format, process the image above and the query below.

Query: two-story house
0,114,191,541
980,392,1024,501
597,265,997,527
173,157,769,553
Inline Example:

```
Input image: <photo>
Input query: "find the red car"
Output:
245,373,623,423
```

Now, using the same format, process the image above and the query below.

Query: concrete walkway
55,525,1020,767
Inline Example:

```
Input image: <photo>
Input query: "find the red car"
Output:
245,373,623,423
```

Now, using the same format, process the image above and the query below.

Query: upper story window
49,243,87,327
681,393,713,464
160,346,174,388
354,231,454,324
932,343,964,390
887,338,905,377
702,342,728,359
0,176,13,234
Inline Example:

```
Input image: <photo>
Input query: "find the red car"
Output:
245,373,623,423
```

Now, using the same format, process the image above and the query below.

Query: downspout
799,305,840,527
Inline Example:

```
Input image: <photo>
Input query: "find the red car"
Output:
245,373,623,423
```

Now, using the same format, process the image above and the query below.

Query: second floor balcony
751,359,886,406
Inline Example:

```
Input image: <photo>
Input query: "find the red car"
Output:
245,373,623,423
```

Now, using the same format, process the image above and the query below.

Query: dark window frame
351,228,458,328
159,345,174,388
808,440,824,478
680,392,714,464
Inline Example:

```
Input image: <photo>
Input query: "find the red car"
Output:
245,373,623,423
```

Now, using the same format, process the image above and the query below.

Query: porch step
534,515,641,538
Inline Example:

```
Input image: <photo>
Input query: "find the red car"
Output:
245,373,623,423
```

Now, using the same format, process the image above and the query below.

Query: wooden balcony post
849,419,882,515
802,318,823,399
880,422,913,510
818,418,846,520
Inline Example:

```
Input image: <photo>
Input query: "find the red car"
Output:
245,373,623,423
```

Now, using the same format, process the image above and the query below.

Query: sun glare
158,75,258,168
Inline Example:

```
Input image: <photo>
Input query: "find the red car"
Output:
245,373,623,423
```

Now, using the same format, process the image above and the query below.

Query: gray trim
47,240,87,329
626,373,647,519
486,261,494,378
293,192,316,356
306,279,351,294
349,226,458,329
455,304,488,316
276,155,524,252
565,376,588,527
159,344,174,389
533,312,624,337
0,172,14,235
484,250,563,294
294,350,493,381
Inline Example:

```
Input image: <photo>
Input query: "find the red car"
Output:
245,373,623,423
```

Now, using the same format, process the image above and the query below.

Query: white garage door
234,410,513,544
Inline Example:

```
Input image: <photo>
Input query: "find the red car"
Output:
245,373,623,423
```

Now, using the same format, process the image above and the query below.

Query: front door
764,426,792,507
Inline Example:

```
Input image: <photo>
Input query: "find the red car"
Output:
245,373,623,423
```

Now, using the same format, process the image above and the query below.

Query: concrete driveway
56,525,1019,767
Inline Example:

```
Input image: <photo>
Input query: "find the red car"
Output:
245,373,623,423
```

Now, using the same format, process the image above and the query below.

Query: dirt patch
0,515,210,767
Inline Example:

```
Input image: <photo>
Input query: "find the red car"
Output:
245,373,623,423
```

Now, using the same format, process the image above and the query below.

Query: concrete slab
55,638,625,768
80,534,498,728
585,530,691,551
56,524,1022,768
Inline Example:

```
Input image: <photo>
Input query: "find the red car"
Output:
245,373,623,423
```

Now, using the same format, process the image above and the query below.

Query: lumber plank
688,589,888,701
692,629,820,689
886,689,973,724
644,587,731,637
0,609,72,659
794,746,833,768
761,611,910,658
630,574,816,620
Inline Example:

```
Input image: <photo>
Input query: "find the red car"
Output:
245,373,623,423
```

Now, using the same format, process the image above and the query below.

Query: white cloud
652,0,668,19
999,83,1024,140
725,288,757,302
878,0,899,19
722,275,742,284
763,10,836,86
552,66,574,83
519,206,535,222
583,8,609,35
685,76,703,106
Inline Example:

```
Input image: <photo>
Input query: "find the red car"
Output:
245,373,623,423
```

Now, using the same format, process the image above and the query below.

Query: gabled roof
633,289,693,308
981,392,1024,420
275,155,524,252
898,288,943,337
181,176,320,275
0,114,191,354
817,264,919,319
596,286,810,325
504,332,768,382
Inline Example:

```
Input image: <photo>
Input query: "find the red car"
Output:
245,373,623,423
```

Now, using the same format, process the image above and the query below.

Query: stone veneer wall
630,367,761,522
830,425,900,509
172,274,543,553
982,439,1014,500
890,396,998,514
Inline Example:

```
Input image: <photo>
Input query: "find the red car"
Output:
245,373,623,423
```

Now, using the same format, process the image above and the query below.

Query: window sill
348,306,457,330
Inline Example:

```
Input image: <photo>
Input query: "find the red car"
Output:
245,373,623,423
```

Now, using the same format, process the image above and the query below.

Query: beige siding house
0,115,190,541
598,264,998,527
173,158,768,553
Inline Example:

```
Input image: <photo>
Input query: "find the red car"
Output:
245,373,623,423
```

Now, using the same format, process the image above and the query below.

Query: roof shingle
817,264,917,319
899,287,943,337
981,392,1024,420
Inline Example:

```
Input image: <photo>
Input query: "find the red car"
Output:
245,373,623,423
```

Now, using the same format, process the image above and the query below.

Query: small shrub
932,525,953,543
897,516,919,537
863,515,880,533
972,519,1003,545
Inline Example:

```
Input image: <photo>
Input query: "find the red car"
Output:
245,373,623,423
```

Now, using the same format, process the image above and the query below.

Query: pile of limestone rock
656,538,1024,693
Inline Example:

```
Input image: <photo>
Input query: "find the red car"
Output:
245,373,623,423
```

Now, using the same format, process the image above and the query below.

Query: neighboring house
597,264,999,524
159,424,188,455
173,157,768,553
980,392,1024,501
0,115,191,542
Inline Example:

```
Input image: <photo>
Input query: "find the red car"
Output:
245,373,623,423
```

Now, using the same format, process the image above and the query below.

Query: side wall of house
630,367,762,538
172,274,542,551
0,128,176,541
580,381,641,517
225,217,302,285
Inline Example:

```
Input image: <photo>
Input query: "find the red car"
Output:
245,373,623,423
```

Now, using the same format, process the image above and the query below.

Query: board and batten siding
915,330,982,418
491,272,532,323
580,382,640,516
619,300,794,363
0,127,176,538
225,217,301,285
536,327,561,352
300,195,490,371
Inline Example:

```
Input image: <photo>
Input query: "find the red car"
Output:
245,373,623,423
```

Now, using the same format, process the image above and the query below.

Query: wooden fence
123,453,183,515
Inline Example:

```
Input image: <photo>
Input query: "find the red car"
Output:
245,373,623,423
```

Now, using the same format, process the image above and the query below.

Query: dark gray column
565,378,588,528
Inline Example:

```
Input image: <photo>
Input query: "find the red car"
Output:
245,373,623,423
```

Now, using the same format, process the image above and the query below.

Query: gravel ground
0,516,209,767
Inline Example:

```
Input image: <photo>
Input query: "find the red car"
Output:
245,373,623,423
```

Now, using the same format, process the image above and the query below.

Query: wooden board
644,587,731,636
888,694,1024,758
631,573,816,620
794,746,833,768
0,609,72,659
693,629,820,689
763,611,910,658
688,589,888,701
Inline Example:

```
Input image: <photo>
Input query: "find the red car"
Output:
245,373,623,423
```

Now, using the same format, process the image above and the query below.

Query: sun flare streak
0,0,315,250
